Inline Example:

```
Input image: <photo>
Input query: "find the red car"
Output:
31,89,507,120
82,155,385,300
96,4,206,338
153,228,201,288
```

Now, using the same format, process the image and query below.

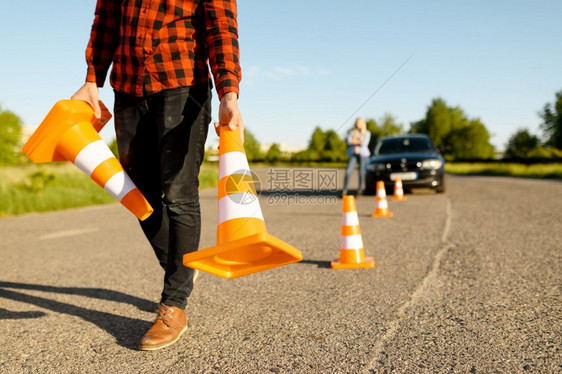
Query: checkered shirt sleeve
203,0,241,99
85,0,121,87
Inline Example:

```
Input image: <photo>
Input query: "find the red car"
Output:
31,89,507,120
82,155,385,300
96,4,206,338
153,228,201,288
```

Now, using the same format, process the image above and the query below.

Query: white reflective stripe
73,140,114,177
341,212,359,226
103,171,136,201
219,152,251,179
340,234,364,250
377,199,389,209
377,189,387,198
217,193,264,225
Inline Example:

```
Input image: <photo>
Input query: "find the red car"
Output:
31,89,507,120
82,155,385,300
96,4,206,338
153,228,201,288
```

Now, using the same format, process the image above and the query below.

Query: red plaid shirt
85,0,241,99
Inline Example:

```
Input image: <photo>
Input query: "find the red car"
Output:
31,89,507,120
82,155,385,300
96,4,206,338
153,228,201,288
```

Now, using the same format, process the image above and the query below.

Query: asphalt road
0,171,560,373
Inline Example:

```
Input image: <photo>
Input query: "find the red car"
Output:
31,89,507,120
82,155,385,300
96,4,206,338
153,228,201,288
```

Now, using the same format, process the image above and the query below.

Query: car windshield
376,138,435,155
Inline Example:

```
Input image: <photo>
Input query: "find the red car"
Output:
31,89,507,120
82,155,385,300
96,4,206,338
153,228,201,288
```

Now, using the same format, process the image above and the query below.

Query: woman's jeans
343,155,369,192
113,83,211,309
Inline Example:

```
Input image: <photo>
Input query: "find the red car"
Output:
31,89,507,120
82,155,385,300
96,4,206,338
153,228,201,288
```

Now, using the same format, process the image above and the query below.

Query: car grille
386,159,420,172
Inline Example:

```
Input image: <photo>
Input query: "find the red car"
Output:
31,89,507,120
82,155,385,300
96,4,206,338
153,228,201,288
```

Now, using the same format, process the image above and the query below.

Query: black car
365,134,445,194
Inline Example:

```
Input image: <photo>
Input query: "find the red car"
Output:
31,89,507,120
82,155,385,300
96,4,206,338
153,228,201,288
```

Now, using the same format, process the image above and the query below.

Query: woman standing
342,118,371,196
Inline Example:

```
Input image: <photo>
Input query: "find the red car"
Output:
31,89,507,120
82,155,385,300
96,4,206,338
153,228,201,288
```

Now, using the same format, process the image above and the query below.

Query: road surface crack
364,197,453,373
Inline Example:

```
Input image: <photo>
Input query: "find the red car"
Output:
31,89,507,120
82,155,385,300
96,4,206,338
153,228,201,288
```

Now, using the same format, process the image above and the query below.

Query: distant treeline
1,89,561,166
241,89,562,163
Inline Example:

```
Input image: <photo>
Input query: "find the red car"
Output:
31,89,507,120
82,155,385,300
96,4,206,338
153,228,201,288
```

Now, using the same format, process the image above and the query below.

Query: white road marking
39,228,100,240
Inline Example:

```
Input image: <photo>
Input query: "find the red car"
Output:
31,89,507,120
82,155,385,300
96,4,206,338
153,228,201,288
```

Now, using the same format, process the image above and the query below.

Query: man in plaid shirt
72,0,243,351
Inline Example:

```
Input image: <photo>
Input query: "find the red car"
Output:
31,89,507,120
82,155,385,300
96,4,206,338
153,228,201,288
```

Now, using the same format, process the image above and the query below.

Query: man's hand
71,82,101,118
214,92,244,143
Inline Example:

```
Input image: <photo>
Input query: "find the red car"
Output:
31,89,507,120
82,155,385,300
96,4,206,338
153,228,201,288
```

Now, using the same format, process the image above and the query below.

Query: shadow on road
0,282,155,350
297,259,332,268
0,307,46,320
0,281,156,312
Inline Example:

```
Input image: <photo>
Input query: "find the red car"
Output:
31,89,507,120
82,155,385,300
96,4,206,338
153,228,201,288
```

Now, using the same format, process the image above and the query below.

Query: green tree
322,129,347,161
265,143,282,163
0,105,23,165
539,89,562,149
365,114,403,151
505,128,540,158
379,113,404,136
410,98,495,160
293,126,346,162
365,119,379,151
410,99,469,148
243,128,262,161
291,149,315,162
445,119,495,159
410,98,451,147
291,126,325,161
309,127,326,155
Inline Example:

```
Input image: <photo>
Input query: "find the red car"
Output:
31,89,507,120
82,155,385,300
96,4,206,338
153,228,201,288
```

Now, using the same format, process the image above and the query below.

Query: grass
250,161,347,168
0,163,219,217
2,161,559,217
445,162,562,179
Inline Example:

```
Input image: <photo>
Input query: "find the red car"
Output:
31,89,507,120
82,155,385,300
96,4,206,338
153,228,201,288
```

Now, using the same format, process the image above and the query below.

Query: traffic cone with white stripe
371,181,393,217
392,178,407,201
23,100,153,221
183,125,302,279
331,195,374,269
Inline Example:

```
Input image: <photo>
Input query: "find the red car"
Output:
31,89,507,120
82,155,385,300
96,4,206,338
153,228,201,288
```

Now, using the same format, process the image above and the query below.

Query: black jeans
114,83,211,309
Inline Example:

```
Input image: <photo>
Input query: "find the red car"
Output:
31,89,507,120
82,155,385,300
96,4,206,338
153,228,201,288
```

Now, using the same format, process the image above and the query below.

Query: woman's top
346,129,371,157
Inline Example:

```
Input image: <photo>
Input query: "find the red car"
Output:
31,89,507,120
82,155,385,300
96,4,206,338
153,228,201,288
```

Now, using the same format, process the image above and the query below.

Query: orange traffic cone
23,100,153,221
183,125,302,279
392,178,407,201
371,181,393,217
331,195,374,269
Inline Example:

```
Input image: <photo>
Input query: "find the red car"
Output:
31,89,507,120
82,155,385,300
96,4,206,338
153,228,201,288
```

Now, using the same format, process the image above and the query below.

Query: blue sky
1,0,561,151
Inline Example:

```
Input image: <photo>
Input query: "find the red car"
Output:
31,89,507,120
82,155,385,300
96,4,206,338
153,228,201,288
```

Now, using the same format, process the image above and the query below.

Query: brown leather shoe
139,303,188,351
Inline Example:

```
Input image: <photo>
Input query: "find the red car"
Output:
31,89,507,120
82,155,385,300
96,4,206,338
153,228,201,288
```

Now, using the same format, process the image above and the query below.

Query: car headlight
368,163,387,172
420,159,443,170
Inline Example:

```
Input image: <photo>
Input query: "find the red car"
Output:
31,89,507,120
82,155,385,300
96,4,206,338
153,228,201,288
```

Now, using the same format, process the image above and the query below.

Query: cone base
23,100,111,163
393,196,407,201
183,232,303,279
370,211,394,217
331,256,375,269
